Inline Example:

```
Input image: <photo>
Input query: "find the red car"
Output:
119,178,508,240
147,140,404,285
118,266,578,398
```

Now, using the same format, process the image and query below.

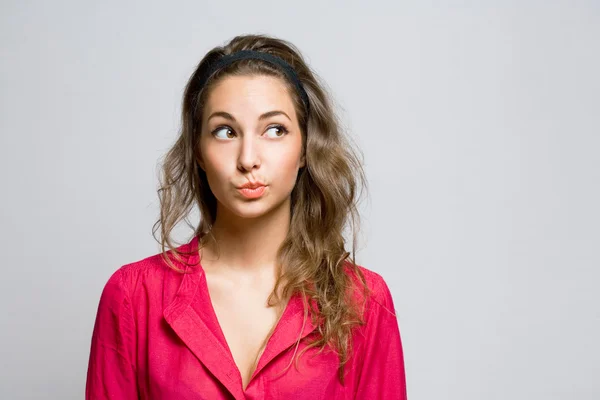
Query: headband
196,50,310,115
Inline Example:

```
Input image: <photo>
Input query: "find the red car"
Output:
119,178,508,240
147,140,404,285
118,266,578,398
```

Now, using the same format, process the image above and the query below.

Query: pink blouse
86,236,407,399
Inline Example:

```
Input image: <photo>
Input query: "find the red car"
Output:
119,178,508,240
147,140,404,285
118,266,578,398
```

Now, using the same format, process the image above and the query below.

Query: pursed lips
237,182,266,189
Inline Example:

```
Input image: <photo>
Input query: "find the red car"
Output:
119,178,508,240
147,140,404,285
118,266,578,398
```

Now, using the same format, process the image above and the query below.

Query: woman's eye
213,127,235,139
265,125,288,138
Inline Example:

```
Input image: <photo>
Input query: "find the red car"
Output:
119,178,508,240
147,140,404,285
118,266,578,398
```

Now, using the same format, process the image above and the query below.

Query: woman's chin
229,196,291,220
227,201,273,219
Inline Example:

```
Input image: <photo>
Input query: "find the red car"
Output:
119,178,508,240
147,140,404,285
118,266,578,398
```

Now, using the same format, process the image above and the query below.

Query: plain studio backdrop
1,1,598,399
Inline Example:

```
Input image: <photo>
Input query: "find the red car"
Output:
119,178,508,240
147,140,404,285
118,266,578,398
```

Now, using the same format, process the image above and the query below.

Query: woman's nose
237,133,261,171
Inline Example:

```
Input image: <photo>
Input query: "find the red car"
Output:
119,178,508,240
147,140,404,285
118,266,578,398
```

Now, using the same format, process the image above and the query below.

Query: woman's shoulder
344,261,397,317
98,241,198,306
110,251,171,287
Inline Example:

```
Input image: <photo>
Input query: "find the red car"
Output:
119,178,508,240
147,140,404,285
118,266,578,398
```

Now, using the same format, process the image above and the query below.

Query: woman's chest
140,324,349,400
132,269,360,399
208,284,284,389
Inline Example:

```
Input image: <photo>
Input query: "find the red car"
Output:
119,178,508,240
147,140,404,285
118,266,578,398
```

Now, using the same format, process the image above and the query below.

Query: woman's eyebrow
207,110,291,123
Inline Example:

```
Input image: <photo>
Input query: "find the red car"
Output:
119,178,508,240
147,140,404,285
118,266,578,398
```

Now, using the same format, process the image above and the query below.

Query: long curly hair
153,33,371,383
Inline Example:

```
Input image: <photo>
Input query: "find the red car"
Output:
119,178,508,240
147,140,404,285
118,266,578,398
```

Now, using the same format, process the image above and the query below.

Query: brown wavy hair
152,33,371,383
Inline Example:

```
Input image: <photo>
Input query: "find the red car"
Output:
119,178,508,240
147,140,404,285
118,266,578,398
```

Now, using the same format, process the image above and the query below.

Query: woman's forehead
204,75,297,118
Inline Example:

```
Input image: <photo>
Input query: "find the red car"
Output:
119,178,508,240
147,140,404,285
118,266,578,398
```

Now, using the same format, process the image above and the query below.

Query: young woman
86,34,407,399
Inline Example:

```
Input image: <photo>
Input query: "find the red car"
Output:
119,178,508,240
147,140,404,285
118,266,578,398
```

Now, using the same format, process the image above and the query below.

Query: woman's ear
196,154,205,171
299,146,306,168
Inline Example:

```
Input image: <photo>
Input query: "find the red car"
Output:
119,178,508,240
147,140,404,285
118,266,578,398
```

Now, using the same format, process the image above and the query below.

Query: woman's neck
201,200,291,276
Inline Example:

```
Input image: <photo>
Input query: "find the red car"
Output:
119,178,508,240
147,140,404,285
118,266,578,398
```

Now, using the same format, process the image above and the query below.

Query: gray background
1,0,598,399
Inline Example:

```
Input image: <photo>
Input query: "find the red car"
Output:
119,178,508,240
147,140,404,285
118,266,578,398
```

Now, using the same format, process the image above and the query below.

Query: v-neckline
199,266,290,390
163,235,320,399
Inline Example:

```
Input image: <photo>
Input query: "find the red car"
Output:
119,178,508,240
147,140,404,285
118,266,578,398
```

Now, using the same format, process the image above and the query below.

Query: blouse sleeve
354,275,408,399
86,268,139,399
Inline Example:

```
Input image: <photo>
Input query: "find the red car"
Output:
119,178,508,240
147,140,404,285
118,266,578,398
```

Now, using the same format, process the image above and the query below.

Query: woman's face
198,74,305,220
